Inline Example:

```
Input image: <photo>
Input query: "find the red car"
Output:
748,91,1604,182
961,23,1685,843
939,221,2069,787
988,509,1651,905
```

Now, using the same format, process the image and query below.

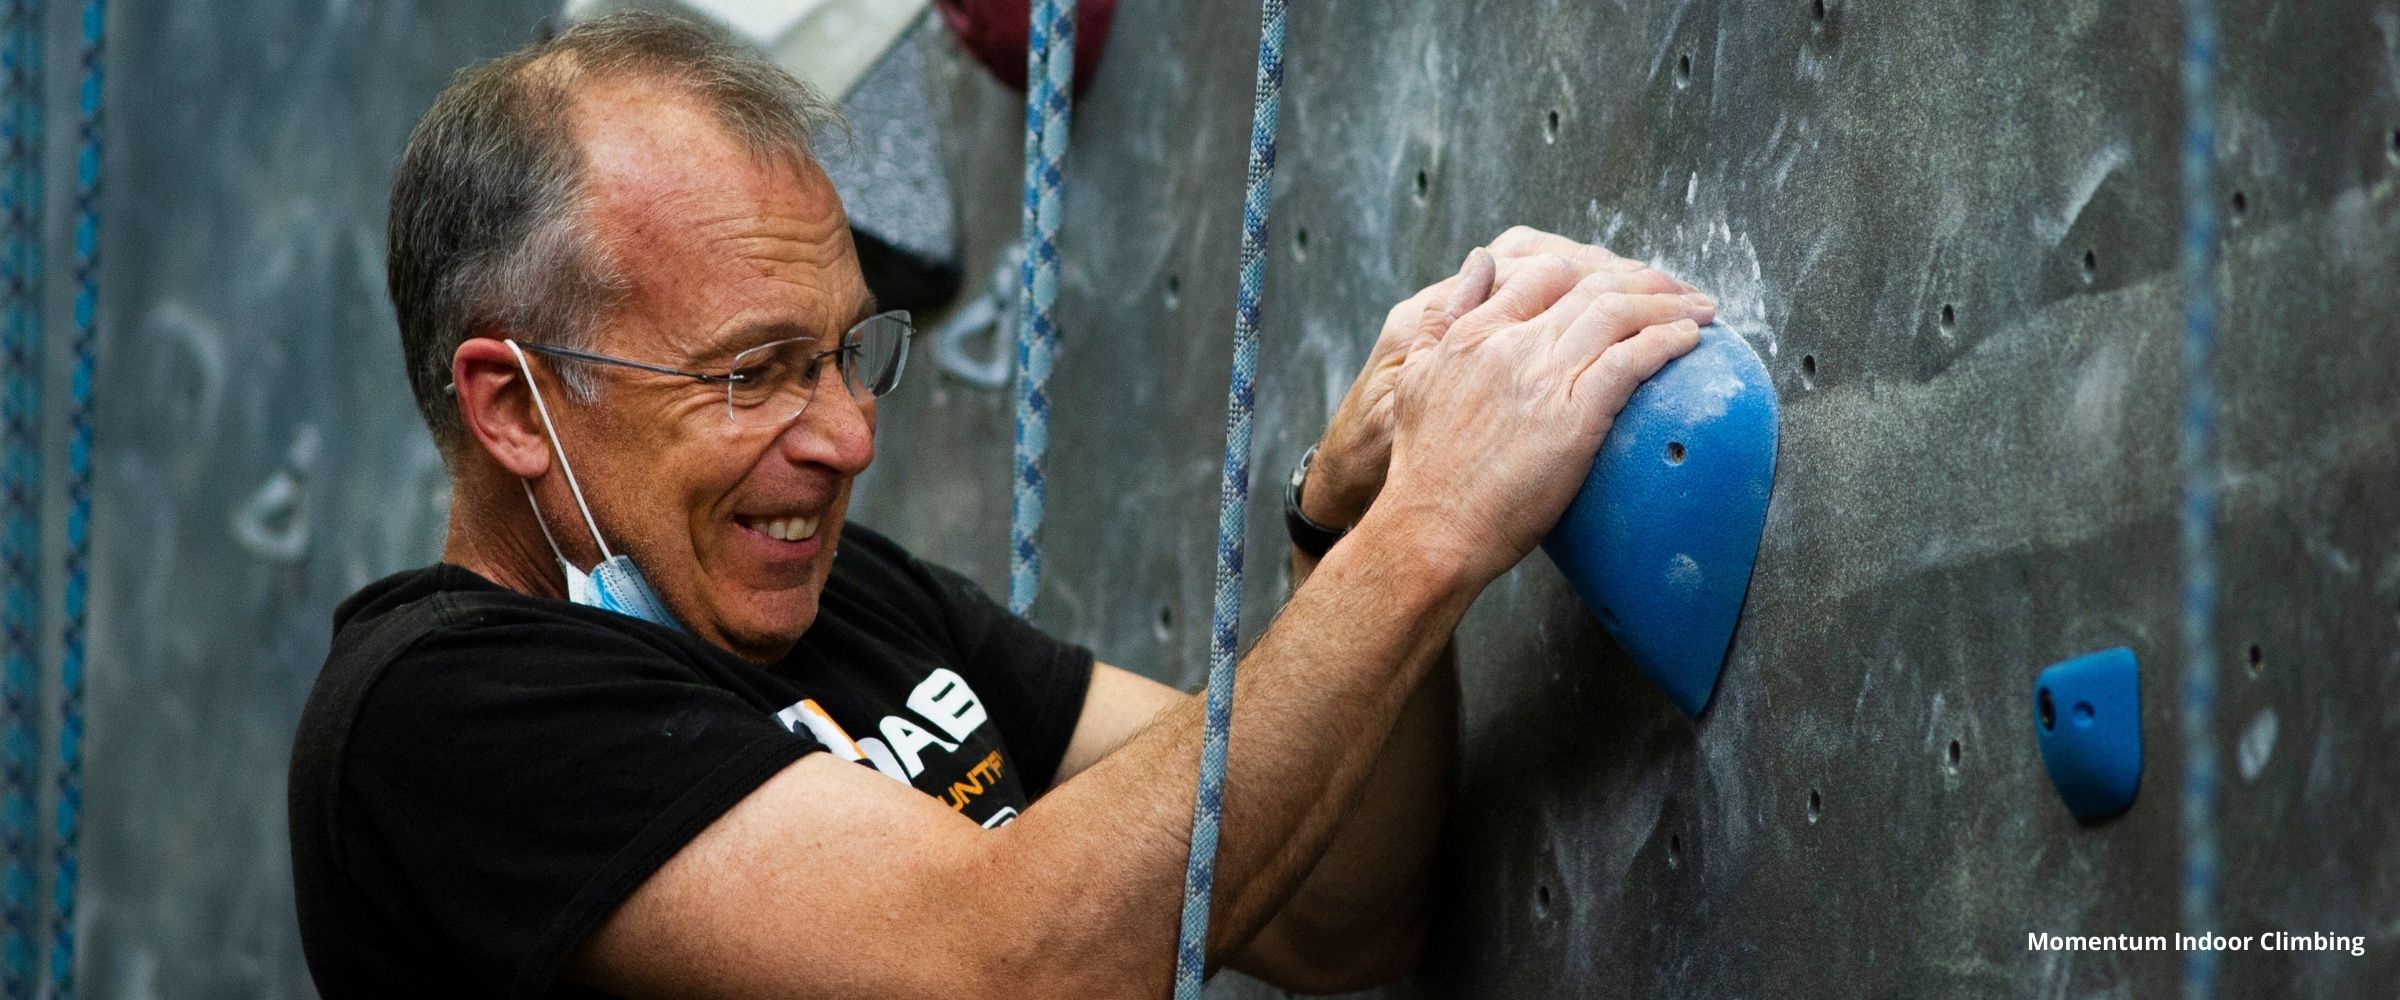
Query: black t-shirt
287,525,1094,998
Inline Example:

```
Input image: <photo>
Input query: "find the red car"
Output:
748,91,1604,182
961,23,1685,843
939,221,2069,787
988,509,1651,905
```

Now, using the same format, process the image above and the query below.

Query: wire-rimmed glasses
513,310,912,428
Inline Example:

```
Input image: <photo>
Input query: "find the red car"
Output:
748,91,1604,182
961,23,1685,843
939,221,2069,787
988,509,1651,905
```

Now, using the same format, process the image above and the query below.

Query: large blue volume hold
2034,647,2144,820
1540,323,1777,717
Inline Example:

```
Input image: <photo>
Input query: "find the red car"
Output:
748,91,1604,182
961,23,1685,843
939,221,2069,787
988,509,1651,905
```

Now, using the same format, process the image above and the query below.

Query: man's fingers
1488,226,1626,269
1486,228,1711,292
1412,247,1497,349
1490,248,1645,282
1569,318,1704,423
1445,247,1497,320
1551,289,1716,362
1615,268,1698,297
1448,252,1579,339
1525,268,1712,340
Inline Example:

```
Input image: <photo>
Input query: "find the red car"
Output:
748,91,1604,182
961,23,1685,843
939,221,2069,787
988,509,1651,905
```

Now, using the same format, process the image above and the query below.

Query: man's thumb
1415,247,1496,350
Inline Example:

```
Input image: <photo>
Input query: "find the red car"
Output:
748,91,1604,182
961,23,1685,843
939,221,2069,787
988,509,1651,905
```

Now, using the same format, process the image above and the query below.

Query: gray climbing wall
71,2,547,995
861,0,2400,996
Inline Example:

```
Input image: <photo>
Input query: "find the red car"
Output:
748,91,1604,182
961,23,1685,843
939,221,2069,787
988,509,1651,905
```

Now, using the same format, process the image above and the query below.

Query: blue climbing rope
2176,1,2220,999
0,0,38,993
51,0,99,993
1007,0,1074,616
1173,1,1284,994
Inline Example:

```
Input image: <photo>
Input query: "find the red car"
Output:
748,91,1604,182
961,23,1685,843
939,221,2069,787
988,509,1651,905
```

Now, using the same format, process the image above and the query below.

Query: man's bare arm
564,252,1712,998
567,510,1477,998
1046,642,1454,993
1202,228,1702,989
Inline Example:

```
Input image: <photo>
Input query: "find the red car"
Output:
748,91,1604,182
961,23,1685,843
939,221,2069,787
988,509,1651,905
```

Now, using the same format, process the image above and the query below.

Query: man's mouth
738,513,822,542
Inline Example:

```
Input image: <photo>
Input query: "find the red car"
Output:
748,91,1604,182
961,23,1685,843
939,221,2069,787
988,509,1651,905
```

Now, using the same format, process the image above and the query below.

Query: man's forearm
1201,530,1461,986
1227,642,1457,987
985,508,1477,991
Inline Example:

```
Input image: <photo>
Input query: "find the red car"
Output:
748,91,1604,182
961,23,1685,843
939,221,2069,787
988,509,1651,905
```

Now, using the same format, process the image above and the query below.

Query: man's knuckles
1486,254,1582,313
1487,225,1554,255
1618,267,1687,295
1489,225,1626,265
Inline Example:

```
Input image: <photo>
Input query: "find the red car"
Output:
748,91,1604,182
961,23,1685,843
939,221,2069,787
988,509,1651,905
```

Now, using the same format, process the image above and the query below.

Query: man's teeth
749,515,821,542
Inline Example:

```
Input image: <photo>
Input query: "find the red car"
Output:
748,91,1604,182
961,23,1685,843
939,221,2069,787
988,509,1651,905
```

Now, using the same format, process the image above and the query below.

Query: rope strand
1173,1,1285,994
0,0,40,992
2176,1,2221,998
1008,0,1075,616
50,0,101,993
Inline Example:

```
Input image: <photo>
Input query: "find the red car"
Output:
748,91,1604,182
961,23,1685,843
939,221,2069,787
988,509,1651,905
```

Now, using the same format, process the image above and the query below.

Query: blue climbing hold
2034,646,2143,820
1540,323,1777,718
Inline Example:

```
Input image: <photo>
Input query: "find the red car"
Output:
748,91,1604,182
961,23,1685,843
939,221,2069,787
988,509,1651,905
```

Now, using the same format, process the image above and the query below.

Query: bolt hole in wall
1413,168,1429,202
1799,353,1818,389
2081,248,2099,284
2388,127,2399,164
1544,107,1559,144
1293,226,1309,261
1946,738,1962,774
2230,189,2248,222
2247,643,2264,678
1806,788,1823,824
1535,880,1555,919
1675,53,1692,88
1939,302,1956,334
1811,0,1827,26
1667,832,1683,868
1163,273,1180,310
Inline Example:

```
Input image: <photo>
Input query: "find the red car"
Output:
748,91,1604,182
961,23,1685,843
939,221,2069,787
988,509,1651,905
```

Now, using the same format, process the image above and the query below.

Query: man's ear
452,336,554,481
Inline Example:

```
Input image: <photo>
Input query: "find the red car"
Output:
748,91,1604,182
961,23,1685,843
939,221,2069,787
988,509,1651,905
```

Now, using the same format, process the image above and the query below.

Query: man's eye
731,355,789,384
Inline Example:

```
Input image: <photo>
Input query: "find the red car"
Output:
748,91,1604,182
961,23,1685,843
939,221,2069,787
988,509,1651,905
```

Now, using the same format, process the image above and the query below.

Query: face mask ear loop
519,479,572,568
507,340,614,562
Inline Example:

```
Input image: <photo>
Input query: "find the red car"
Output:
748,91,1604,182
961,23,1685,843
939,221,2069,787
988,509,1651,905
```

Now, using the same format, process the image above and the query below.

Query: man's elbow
1243,894,1432,995
1306,913,1430,993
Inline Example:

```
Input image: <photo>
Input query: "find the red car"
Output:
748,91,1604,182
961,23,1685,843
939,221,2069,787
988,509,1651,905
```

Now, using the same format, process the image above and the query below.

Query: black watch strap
1284,445,1348,559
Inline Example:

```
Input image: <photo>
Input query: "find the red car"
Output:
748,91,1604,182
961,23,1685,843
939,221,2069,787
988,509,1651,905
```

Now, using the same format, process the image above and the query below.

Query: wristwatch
1284,444,1348,559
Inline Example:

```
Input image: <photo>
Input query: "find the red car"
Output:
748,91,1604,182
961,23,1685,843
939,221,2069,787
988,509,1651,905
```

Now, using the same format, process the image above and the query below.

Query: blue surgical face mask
509,341,684,632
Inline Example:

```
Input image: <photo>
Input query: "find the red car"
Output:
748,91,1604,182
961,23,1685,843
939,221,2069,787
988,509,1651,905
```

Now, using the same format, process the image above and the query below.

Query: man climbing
287,12,1717,997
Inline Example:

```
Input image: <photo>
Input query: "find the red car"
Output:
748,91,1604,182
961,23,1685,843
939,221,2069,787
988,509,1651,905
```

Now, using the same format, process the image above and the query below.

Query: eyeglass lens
724,312,912,427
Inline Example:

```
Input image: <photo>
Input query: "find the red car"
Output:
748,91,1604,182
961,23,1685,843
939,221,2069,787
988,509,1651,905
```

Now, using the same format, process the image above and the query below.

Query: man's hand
1371,246,1712,584
1303,226,1713,529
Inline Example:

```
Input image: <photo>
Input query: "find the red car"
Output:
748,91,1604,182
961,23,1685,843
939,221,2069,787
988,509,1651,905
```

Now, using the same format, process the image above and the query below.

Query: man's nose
778,387,875,475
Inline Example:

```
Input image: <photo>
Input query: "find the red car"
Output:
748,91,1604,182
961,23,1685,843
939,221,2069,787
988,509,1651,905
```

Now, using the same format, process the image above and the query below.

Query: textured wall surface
865,0,2400,997
73,2,547,996
38,0,2398,997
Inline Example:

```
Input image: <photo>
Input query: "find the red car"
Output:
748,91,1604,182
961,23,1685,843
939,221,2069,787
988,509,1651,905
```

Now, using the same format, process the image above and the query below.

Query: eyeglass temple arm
516,342,743,384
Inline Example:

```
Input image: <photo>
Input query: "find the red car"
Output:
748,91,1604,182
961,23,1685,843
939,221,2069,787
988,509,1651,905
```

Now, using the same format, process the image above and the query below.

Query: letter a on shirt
880,715,959,777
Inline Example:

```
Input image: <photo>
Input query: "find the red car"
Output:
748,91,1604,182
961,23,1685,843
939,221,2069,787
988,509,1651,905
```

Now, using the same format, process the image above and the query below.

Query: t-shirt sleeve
888,544,1094,796
338,610,820,996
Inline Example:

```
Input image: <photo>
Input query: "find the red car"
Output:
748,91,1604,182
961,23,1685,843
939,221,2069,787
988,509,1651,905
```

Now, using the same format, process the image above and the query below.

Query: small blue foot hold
2034,647,2143,820
1540,323,1778,718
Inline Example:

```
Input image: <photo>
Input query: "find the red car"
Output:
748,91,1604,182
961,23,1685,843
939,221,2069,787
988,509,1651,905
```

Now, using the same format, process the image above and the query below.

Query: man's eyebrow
695,320,809,362
697,299,878,362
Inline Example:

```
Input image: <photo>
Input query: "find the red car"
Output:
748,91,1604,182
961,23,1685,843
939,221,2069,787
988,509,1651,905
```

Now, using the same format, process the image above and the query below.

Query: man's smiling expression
537,75,877,661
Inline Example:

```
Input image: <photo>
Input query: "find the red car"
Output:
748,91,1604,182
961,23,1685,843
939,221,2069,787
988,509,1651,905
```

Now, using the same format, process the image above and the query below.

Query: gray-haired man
288,12,1714,997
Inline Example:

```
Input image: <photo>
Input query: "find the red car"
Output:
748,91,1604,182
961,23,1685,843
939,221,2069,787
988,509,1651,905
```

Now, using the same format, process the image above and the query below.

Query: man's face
549,79,874,661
